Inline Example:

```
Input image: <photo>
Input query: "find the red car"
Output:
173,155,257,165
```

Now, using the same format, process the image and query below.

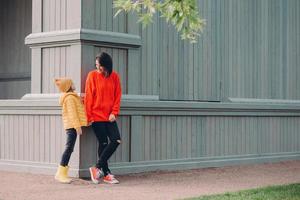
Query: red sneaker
89,167,102,184
103,174,119,184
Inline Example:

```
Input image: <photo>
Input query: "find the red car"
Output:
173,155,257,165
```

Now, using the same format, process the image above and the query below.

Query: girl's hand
76,127,82,135
109,114,116,122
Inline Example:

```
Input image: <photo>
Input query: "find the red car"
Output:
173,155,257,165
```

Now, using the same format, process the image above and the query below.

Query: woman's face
95,59,100,70
95,59,107,76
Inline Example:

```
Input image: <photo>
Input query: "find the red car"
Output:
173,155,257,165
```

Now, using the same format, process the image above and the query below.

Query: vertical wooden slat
176,116,182,158
0,115,4,159
41,46,73,93
191,117,197,158
130,116,144,162
8,115,13,159
160,117,167,160
28,115,33,161
166,117,172,159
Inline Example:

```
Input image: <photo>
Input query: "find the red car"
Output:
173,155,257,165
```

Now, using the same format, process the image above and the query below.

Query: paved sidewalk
0,161,300,200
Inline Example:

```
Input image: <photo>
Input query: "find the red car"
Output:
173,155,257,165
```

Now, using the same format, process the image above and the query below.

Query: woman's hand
109,114,116,122
76,127,82,135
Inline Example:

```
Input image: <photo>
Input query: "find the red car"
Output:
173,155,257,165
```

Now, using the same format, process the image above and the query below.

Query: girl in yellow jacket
54,78,87,183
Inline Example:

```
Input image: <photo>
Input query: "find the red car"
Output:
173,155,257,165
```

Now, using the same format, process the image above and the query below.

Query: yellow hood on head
54,78,77,105
54,78,74,93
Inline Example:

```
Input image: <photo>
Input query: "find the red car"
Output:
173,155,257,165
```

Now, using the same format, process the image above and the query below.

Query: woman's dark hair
96,52,113,76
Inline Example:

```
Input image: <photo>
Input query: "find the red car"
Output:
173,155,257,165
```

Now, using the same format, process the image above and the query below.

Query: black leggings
92,121,121,176
60,128,77,166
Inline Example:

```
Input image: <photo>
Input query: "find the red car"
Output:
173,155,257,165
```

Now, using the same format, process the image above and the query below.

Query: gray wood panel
82,0,126,33
42,0,81,31
0,0,32,99
158,0,221,101
41,46,72,93
131,115,300,161
97,0,299,101
0,100,300,175
218,0,300,100
0,81,31,99
159,0,300,101
0,114,66,164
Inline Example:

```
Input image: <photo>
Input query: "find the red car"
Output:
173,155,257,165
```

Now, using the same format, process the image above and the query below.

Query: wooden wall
217,0,300,100
0,0,32,99
82,0,127,33
0,114,66,164
1,0,300,177
79,0,300,101
41,46,72,93
130,116,300,161
28,0,300,101
42,0,81,31
1,0,299,100
158,0,300,101
1,100,299,176
0,112,131,167
0,101,131,176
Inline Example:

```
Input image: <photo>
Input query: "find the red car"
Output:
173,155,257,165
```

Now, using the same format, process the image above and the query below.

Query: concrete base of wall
80,152,300,177
1,152,299,178
0,159,80,177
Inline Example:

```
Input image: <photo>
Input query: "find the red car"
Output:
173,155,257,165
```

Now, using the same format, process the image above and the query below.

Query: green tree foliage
114,0,206,43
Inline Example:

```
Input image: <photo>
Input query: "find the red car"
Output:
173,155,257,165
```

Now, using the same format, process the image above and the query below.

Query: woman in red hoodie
85,52,121,184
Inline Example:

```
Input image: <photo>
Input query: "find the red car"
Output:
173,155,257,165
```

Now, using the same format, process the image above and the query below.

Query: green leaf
113,0,206,43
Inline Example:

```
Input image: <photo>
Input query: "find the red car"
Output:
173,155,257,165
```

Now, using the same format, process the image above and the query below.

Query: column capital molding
25,29,142,48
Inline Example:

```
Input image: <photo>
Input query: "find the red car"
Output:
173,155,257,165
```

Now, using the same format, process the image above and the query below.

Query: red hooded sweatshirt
84,70,121,123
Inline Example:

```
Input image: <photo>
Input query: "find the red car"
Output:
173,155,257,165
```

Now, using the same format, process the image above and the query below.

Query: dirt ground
0,160,300,200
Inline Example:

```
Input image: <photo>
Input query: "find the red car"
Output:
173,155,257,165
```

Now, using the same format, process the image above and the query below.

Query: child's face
54,79,73,93
55,80,63,93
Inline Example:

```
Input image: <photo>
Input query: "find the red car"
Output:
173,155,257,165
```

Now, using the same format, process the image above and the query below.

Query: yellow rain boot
55,165,72,183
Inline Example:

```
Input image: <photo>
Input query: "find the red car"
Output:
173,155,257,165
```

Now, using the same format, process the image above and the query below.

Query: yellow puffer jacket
59,92,88,130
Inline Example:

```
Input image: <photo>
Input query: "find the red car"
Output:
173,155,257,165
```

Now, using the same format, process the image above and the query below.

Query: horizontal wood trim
25,29,141,48
1,98,300,116
0,72,31,82
228,98,300,104
121,100,300,116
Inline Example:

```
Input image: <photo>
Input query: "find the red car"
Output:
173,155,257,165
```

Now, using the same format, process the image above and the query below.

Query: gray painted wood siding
218,0,300,100
0,0,31,99
158,13,220,101
41,46,72,93
130,115,300,161
159,0,300,101
1,100,300,175
0,114,68,164
80,0,299,101
82,0,126,33
42,0,81,31
0,81,31,99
